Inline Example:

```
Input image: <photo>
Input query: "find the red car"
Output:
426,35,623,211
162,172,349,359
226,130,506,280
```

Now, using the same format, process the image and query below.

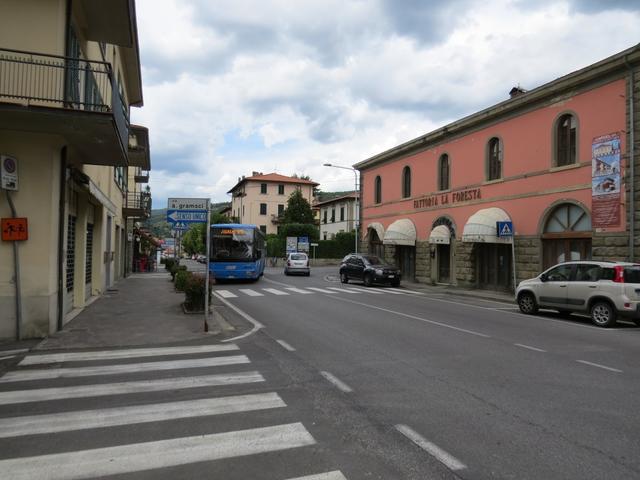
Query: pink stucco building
355,44,640,291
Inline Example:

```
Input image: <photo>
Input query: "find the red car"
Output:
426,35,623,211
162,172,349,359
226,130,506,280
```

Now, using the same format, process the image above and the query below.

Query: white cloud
131,0,640,206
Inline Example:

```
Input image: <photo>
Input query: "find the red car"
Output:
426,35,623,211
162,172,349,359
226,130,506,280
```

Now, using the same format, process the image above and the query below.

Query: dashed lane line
395,424,466,471
576,360,622,373
514,343,547,353
320,371,353,393
276,340,296,352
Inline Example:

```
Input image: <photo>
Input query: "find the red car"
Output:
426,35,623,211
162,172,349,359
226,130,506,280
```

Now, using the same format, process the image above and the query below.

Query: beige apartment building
228,172,318,235
315,192,358,240
0,0,151,340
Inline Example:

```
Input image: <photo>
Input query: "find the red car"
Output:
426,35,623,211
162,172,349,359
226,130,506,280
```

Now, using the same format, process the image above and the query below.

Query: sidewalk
403,280,515,304
36,272,215,351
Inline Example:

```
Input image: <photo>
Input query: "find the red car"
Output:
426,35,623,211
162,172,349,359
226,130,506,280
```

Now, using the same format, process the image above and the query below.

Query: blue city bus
209,224,266,280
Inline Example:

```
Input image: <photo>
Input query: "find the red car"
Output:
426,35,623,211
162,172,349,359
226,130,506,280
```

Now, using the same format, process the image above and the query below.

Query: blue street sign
166,209,208,226
497,221,513,237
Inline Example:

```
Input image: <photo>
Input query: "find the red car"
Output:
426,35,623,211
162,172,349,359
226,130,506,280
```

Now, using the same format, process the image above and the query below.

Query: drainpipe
5,191,22,340
625,56,635,262
57,147,67,331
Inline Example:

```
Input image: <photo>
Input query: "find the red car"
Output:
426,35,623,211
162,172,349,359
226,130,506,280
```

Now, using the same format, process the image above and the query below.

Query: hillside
146,202,230,238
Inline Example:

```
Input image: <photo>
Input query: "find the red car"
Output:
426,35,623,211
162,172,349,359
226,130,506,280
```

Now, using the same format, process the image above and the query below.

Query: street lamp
323,163,359,254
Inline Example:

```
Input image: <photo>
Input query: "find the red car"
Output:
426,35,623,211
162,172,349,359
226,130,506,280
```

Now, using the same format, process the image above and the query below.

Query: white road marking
576,360,622,373
307,287,339,294
395,424,466,471
285,287,314,294
215,292,264,343
343,286,384,294
263,288,290,296
2,355,251,383
332,296,491,338
20,344,239,366
285,472,348,480
239,288,264,296
276,340,296,351
0,392,286,438
326,287,360,294
0,348,28,356
0,355,16,361
514,343,547,353
0,371,264,406
377,289,407,295
216,290,237,298
0,423,315,480
320,371,353,393
387,287,424,295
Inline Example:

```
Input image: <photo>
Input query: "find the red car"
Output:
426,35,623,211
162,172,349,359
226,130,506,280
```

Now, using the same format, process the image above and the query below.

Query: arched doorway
429,217,455,284
366,223,384,258
542,203,592,269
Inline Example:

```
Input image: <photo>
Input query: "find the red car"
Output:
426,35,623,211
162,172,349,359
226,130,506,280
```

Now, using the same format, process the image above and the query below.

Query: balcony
123,191,151,219
134,170,150,183
0,48,129,166
128,125,150,170
271,214,284,224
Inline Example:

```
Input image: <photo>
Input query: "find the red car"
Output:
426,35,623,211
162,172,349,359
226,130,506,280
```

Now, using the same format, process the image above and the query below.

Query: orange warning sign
1,218,28,241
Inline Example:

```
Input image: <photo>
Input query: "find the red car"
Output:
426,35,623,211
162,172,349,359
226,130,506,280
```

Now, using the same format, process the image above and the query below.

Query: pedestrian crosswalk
214,285,426,299
0,344,348,479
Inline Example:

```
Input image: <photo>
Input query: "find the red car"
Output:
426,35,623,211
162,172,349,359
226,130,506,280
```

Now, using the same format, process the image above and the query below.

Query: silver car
516,260,640,327
284,252,310,276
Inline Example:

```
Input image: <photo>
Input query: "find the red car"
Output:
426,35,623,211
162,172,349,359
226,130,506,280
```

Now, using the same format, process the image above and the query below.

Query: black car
339,254,401,287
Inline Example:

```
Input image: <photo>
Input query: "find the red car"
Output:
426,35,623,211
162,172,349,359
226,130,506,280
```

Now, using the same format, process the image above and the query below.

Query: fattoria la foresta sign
413,187,482,209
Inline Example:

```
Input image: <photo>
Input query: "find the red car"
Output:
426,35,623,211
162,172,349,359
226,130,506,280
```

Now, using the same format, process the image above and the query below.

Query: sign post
167,197,210,331
497,221,516,291
204,200,211,333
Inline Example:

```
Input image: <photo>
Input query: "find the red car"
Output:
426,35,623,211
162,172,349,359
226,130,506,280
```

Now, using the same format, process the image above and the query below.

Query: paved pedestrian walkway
36,272,211,351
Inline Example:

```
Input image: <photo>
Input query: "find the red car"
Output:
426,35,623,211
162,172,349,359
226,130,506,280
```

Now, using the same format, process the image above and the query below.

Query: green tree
210,212,231,224
182,223,205,255
282,189,315,224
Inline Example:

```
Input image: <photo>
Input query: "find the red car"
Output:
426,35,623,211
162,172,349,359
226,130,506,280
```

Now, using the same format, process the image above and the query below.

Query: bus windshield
212,227,254,262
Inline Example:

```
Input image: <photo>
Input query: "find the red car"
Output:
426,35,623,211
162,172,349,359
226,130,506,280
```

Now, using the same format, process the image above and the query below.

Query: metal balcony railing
0,48,129,151
123,191,151,218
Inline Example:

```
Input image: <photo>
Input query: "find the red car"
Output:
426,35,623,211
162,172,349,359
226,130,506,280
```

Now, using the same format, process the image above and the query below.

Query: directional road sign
167,209,208,223
168,198,209,210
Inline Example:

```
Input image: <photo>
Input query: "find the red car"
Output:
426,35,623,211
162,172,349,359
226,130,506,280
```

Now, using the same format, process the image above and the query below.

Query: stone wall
514,236,540,283
415,240,431,283
454,242,475,287
592,233,629,262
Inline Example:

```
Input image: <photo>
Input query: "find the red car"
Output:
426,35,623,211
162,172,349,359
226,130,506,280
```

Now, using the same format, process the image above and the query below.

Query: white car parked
284,252,310,276
516,261,640,327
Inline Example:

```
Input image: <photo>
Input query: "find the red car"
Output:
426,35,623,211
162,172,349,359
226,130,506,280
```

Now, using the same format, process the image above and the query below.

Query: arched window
402,166,411,198
542,202,591,268
556,114,577,167
438,154,450,191
374,175,382,204
487,137,502,180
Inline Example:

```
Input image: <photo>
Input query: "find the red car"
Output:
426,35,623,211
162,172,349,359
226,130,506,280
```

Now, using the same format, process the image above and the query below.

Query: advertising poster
592,133,621,228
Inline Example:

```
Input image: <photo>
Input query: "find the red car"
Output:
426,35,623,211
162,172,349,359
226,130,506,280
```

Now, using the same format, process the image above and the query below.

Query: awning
462,207,512,243
383,219,416,246
365,222,384,241
428,225,451,244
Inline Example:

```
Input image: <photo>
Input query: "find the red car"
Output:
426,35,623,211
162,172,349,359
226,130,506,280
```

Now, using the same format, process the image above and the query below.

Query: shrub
184,274,212,312
164,257,177,272
175,269,191,292
170,264,187,281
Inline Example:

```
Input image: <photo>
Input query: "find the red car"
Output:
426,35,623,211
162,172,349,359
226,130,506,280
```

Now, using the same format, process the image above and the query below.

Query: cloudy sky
131,0,640,208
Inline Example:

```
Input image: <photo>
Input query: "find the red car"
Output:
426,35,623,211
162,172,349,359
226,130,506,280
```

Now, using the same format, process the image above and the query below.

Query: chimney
509,85,527,98
252,171,262,176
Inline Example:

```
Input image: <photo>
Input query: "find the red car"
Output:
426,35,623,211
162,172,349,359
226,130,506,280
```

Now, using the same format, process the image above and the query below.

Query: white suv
516,261,640,327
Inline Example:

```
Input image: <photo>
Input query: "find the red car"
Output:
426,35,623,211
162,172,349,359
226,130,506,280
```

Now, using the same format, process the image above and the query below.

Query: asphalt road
211,265,640,480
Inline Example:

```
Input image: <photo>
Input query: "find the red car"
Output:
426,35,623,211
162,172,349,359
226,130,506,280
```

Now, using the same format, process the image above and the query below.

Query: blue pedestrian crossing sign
497,221,513,237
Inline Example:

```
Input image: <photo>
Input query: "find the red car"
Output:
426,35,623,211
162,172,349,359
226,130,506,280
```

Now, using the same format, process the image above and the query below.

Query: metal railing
0,48,129,149
124,191,151,217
